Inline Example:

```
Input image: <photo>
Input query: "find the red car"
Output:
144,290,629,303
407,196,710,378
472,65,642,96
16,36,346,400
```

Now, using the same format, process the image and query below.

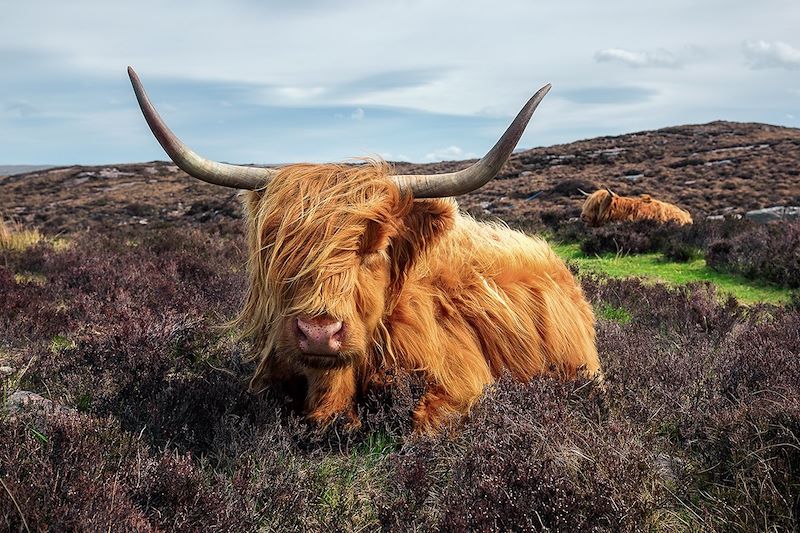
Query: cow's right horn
391,83,551,198
128,67,276,190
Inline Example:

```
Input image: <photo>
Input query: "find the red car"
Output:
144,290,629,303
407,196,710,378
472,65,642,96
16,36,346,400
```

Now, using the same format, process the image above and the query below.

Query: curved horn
128,67,276,190
605,187,617,197
391,83,551,198
578,188,591,197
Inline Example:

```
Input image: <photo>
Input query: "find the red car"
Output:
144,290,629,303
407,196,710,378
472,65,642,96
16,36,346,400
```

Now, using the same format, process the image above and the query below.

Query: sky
1,0,798,165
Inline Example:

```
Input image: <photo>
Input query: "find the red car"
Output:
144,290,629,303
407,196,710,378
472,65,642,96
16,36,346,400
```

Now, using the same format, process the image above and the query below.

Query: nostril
294,319,308,340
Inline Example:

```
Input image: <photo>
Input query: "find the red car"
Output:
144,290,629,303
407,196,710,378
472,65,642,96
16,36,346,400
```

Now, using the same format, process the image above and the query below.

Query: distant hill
0,165,55,177
1,121,799,234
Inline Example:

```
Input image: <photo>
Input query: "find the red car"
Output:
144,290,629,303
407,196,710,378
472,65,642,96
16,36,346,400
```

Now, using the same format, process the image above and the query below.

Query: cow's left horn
128,67,277,190
391,83,551,198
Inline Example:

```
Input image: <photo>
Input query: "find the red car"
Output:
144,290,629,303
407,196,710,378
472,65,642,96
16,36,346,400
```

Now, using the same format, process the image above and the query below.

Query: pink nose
296,315,344,355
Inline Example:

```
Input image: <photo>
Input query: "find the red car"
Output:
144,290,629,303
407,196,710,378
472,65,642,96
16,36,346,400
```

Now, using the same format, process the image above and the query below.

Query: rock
706,214,743,221
593,147,626,157
0,366,15,377
6,391,54,413
5,390,78,420
745,206,800,223
104,182,138,192
75,167,135,180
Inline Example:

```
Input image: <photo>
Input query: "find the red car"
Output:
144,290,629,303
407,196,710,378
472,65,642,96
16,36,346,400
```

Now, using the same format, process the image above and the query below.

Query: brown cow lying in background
580,188,693,227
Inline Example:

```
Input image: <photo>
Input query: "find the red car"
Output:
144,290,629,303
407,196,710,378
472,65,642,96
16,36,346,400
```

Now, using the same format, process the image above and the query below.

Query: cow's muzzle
295,315,344,356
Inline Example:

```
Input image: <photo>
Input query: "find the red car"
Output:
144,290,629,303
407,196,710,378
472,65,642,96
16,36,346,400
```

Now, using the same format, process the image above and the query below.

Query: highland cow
129,67,601,432
580,188,693,227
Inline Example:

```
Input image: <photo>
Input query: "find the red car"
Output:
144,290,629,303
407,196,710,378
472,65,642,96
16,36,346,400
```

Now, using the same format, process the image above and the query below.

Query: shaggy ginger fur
581,189,693,227
238,161,600,432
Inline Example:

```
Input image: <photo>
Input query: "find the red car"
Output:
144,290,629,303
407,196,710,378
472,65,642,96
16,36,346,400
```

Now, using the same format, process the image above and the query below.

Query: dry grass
0,218,41,252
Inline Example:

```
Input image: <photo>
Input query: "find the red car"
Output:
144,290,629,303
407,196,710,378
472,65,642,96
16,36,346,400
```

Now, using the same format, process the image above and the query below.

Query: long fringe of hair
234,160,407,360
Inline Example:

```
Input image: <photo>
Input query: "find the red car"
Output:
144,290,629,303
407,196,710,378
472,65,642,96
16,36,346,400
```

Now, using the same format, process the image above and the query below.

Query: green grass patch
50,335,76,353
552,243,792,305
596,303,633,324
312,432,398,530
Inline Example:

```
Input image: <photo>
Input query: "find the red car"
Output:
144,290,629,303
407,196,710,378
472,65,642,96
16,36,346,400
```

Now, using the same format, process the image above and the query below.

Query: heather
2,227,799,531
706,221,800,288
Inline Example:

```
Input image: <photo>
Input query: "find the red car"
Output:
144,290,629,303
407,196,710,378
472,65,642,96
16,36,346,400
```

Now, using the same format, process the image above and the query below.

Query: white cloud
350,108,365,120
743,40,800,70
378,152,410,162
594,48,680,68
274,86,327,100
423,145,477,162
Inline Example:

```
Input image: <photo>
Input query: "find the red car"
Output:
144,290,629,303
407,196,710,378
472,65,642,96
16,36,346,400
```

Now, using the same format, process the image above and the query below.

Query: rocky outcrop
745,206,800,223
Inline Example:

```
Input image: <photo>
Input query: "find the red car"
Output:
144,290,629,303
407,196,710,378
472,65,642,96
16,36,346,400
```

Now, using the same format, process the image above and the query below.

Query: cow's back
412,214,600,380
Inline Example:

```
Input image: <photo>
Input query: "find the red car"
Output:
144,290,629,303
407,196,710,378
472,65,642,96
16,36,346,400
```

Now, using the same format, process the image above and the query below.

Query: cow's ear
361,218,397,254
600,190,614,212
388,198,456,291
